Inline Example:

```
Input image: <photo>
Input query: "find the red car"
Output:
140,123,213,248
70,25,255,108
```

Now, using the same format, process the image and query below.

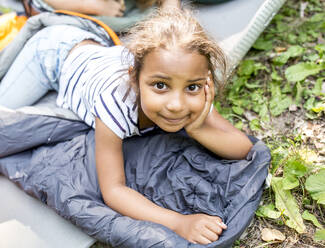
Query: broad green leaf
285,62,323,82
272,177,306,233
304,97,315,111
305,53,319,62
284,157,308,178
231,76,247,92
295,81,303,104
273,46,305,65
269,83,292,116
253,36,273,51
270,146,288,174
256,204,281,219
269,95,292,116
232,106,244,115
234,121,243,130
282,174,299,190
249,119,261,131
238,60,255,77
315,44,325,58
259,103,269,123
271,71,283,81
245,81,261,89
305,169,325,205
315,229,325,241
302,210,323,229
309,12,325,23
312,78,324,96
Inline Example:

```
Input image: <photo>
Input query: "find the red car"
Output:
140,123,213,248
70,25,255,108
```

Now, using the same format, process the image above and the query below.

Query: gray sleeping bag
0,109,270,247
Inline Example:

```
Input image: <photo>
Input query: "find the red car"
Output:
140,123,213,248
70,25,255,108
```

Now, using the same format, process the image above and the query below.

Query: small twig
315,242,325,248
300,2,308,19
255,241,282,248
318,204,325,223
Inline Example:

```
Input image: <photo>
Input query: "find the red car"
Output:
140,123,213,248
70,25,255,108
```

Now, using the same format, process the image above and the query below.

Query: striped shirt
57,45,141,139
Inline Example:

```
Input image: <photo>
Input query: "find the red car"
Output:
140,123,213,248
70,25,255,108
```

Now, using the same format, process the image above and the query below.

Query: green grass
225,0,325,246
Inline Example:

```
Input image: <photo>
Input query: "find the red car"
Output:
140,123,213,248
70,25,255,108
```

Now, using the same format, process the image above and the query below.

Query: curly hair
125,7,227,98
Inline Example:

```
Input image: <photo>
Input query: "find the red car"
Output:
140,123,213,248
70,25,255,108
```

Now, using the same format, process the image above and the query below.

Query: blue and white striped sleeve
92,86,129,139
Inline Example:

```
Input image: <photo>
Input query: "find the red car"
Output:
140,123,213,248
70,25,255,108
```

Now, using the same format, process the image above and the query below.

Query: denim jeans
0,25,104,109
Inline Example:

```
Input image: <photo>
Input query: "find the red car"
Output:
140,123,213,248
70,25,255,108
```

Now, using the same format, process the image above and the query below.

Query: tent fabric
0,108,270,247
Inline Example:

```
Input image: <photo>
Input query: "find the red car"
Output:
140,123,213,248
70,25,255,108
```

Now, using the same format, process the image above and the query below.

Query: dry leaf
275,47,287,53
261,228,286,242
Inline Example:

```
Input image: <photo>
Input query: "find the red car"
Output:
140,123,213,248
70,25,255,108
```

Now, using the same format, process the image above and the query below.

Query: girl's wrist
162,211,183,232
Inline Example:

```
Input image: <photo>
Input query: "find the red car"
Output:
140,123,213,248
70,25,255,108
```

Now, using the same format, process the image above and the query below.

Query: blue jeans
0,25,104,109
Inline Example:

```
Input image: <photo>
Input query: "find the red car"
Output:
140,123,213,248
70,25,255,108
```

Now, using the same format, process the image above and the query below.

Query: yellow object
0,12,27,51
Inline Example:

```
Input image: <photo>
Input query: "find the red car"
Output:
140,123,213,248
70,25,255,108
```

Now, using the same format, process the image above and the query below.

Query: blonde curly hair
125,7,227,98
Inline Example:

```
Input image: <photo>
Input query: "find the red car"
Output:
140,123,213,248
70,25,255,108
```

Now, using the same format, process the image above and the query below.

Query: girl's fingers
206,221,223,235
217,221,227,229
194,235,215,245
201,227,219,242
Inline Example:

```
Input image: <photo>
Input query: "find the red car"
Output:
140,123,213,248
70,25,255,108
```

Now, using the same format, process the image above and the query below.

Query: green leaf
270,95,292,116
315,44,325,58
238,60,255,77
270,146,288,174
269,83,292,116
309,12,325,23
273,46,305,65
311,102,325,113
305,169,325,205
295,81,303,104
312,78,324,96
271,70,283,81
234,121,243,130
284,157,308,178
285,62,323,82
259,103,269,123
249,119,261,131
282,174,299,190
271,177,306,233
232,106,244,115
302,210,323,229
256,204,281,219
315,229,325,241
253,36,273,51
304,97,315,111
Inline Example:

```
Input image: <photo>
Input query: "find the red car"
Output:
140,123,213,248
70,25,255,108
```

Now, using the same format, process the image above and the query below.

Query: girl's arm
95,117,226,245
186,77,253,160
44,0,125,16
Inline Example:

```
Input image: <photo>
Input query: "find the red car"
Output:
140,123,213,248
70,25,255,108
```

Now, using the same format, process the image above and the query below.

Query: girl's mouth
160,115,188,124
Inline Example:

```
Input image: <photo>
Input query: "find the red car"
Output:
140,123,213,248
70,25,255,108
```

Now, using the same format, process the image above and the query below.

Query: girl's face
137,47,210,132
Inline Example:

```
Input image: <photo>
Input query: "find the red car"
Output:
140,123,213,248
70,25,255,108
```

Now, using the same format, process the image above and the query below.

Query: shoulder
92,71,139,139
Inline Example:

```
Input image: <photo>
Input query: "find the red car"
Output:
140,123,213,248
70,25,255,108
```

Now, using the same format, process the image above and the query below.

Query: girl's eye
187,84,201,92
154,82,167,90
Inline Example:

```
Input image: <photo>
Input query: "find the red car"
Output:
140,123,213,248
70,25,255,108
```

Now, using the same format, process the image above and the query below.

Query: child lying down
0,6,253,245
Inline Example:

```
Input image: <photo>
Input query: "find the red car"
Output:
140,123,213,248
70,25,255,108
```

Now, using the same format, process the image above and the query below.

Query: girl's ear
207,70,213,83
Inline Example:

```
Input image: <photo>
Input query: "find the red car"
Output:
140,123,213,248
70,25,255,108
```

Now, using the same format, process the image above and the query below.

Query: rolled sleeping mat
196,0,286,74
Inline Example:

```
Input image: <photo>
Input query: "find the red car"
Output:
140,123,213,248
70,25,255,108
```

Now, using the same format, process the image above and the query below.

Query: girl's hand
185,73,214,135
174,213,227,245
98,0,125,16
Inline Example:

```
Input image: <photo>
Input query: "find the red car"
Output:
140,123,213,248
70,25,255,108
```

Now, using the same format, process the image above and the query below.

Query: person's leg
0,25,107,109
0,29,55,109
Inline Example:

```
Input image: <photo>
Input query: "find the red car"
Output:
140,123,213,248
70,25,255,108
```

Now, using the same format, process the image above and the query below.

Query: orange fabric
55,10,121,46
0,13,27,51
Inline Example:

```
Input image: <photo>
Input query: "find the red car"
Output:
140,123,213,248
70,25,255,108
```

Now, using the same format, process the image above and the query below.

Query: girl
0,7,252,244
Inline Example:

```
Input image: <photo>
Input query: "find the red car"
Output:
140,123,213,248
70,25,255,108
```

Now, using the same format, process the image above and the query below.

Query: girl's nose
166,92,184,112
